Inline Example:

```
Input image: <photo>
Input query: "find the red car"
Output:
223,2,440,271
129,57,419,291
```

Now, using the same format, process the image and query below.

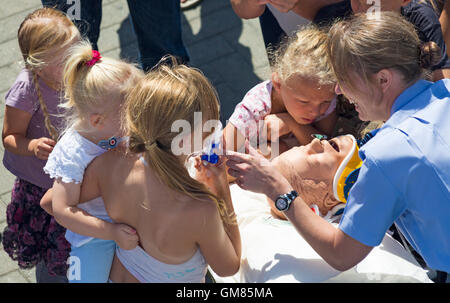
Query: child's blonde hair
62,40,144,133
18,7,80,141
125,58,236,225
327,12,441,94
272,25,336,87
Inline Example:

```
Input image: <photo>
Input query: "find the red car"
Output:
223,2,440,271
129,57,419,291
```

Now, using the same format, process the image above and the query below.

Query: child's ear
89,113,104,129
271,72,281,91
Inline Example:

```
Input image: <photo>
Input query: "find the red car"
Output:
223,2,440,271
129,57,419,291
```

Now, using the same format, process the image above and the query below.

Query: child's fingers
39,143,54,154
44,138,56,147
120,224,137,235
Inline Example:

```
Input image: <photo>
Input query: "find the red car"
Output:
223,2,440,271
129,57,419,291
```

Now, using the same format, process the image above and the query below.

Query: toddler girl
1,7,80,282
41,40,143,282
224,26,338,158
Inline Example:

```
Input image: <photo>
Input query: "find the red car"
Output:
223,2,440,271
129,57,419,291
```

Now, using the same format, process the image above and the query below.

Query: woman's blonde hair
327,11,442,93
272,25,336,87
62,40,144,133
18,7,80,141
125,58,235,225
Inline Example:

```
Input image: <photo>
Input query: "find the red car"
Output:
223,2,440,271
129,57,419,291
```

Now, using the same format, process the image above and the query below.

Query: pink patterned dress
228,80,336,140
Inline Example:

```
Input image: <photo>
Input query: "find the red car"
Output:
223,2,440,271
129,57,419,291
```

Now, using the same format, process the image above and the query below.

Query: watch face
276,197,288,211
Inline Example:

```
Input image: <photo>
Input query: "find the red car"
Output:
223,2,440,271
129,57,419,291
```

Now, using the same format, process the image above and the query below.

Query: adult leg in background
126,0,190,71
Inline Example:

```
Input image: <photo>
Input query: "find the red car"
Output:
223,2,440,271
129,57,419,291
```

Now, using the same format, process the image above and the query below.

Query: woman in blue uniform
225,11,450,274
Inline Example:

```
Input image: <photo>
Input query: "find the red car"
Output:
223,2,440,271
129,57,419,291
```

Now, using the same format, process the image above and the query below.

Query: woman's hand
225,140,293,201
263,113,292,142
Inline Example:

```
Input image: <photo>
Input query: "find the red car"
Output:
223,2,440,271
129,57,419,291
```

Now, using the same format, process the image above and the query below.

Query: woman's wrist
266,176,294,201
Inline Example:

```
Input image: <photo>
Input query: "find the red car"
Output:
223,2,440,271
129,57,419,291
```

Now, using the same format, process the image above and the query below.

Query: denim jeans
41,0,189,71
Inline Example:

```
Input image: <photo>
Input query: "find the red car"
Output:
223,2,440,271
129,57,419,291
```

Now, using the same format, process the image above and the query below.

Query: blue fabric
68,238,116,283
339,79,450,273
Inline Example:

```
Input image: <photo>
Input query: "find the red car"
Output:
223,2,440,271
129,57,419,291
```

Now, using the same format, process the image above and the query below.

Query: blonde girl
224,25,338,159
76,59,241,282
1,7,80,282
41,40,144,282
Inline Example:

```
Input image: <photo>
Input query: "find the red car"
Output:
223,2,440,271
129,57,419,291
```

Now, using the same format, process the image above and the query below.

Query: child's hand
264,113,292,141
194,156,229,197
30,137,56,160
113,223,139,250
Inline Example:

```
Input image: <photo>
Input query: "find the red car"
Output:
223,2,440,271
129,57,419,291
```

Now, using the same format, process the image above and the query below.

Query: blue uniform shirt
339,79,450,272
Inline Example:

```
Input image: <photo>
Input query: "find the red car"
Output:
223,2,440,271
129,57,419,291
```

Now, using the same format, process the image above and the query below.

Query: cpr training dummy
210,133,432,283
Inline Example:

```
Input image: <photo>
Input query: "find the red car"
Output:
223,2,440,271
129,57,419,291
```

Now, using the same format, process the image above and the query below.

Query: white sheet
210,185,432,283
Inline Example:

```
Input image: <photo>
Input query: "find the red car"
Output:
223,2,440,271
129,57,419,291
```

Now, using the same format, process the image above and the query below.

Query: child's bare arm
2,106,55,160
52,177,139,250
40,189,53,215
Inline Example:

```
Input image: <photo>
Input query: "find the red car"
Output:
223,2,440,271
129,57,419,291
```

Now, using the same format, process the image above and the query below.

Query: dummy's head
272,135,361,215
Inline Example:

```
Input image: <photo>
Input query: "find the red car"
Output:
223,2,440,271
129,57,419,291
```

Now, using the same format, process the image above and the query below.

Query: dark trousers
42,0,189,71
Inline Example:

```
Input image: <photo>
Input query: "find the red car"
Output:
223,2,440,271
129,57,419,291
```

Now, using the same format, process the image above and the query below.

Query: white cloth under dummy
209,185,432,283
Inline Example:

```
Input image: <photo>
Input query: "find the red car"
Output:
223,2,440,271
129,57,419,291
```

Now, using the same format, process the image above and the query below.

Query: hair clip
98,136,127,150
86,50,102,66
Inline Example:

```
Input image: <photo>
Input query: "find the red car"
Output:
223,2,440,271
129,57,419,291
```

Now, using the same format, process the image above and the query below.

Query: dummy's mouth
329,140,340,152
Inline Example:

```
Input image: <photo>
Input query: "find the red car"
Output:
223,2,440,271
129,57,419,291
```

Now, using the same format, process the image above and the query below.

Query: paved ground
0,0,270,282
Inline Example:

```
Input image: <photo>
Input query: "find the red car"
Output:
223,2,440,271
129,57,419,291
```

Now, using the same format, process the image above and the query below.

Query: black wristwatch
275,190,298,212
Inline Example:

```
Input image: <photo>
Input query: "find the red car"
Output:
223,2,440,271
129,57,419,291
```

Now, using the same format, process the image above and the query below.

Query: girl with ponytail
41,40,144,282
1,7,80,282
76,59,241,282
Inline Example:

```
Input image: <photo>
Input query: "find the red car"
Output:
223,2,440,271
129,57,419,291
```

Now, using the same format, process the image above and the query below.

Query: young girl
224,26,338,159
77,59,241,283
1,8,80,282
41,40,144,282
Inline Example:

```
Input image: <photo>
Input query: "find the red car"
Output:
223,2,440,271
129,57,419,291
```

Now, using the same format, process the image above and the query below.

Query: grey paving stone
0,1,41,19
188,34,235,67
0,38,21,69
0,147,15,196
0,62,23,95
0,197,6,223
0,9,31,44
0,246,20,276
18,267,37,283
0,270,29,283
208,52,263,100
181,5,243,47
97,15,136,54
182,0,230,23
99,0,130,31
222,18,270,70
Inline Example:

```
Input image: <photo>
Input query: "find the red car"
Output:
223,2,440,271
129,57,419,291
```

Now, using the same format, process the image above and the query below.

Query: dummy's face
276,75,336,125
351,0,411,14
272,135,355,211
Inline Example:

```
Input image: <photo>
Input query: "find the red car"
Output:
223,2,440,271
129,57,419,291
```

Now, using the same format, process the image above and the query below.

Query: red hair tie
86,50,102,66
